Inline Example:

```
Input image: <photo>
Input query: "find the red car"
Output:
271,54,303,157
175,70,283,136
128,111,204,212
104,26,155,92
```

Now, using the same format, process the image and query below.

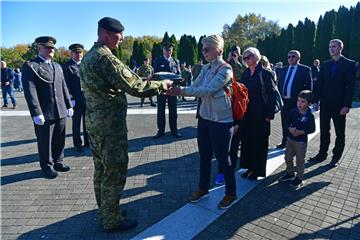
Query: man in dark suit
277,50,312,148
310,39,356,167
63,43,89,153
153,42,181,138
22,36,73,178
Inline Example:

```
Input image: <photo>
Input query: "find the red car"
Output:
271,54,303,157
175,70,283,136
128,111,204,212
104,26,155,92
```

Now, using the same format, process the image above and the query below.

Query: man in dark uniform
22,36,73,179
63,43,89,153
153,42,181,138
276,50,312,149
311,39,356,167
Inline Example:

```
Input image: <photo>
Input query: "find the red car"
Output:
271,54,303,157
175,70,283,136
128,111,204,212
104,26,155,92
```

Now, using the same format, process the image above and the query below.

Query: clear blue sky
1,0,359,50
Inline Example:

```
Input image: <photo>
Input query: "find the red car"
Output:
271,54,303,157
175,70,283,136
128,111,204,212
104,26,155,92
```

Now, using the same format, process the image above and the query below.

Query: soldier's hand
33,115,45,125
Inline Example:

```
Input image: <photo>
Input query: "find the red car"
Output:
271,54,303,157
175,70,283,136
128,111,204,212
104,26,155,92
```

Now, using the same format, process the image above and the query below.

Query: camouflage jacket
191,64,203,81
136,64,154,78
227,58,245,82
80,43,167,135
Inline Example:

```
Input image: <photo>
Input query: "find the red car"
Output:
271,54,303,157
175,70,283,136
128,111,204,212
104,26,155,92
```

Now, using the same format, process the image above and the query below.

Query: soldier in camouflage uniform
191,59,204,101
137,57,156,107
80,17,172,232
227,45,245,82
180,62,193,101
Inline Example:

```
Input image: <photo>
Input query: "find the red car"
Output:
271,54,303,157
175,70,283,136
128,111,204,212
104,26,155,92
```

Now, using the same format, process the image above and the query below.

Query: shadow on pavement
290,215,360,239
0,147,91,167
16,152,202,239
1,169,43,185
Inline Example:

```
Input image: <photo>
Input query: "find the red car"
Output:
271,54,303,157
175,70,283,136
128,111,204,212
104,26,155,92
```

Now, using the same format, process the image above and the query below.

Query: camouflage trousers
89,132,129,229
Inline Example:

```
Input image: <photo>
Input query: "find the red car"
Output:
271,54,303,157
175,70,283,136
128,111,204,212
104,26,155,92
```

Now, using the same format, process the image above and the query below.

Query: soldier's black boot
104,218,138,232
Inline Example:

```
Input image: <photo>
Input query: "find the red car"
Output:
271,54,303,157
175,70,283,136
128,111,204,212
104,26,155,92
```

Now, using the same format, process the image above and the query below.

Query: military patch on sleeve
122,69,133,78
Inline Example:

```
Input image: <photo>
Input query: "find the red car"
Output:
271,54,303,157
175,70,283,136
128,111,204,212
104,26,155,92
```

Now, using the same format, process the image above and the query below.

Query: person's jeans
197,117,236,196
2,86,16,106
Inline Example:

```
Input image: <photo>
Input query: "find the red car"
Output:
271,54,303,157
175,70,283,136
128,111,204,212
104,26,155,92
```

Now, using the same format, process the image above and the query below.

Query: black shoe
276,143,286,149
42,167,58,179
75,146,84,153
150,103,156,107
153,132,164,139
104,218,138,232
290,177,304,188
84,143,90,148
53,163,70,172
241,169,251,178
139,103,143,107
328,158,339,168
1,105,8,109
247,173,258,180
309,153,327,162
279,172,296,182
171,132,182,138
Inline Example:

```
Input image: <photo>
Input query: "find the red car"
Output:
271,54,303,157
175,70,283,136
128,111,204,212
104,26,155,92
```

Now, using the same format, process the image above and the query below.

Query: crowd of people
2,15,358,233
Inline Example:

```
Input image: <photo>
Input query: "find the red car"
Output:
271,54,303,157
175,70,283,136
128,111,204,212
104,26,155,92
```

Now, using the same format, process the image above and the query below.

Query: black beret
98,17,124,33
162,42,174,49
35,36,57,47
69,43,84,52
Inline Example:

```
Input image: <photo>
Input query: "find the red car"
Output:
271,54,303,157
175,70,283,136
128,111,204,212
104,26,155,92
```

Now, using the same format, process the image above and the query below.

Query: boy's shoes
328,158,339,168
218,195,237,210
189,189,209,203
215,173,224,185
150,103,157,107
279,173,296,182
1,105,8,109
309,153,327,162
241,169,251,178
290,177,304,188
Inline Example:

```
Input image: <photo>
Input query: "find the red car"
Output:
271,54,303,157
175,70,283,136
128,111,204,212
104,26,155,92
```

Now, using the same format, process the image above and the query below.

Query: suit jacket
22,56,72,120
62,59,86,106
278,64,312,107
153,55,180,74
314,56,356,109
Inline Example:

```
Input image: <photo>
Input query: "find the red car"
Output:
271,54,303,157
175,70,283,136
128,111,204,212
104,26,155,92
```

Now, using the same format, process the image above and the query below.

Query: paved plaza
1,92,359,239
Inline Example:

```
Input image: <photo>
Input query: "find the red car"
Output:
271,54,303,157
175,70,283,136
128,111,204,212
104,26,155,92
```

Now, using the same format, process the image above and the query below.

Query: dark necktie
283,66,294,97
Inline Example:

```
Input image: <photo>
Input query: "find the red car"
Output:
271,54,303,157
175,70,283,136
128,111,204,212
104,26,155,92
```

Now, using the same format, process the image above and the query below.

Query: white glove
33,115,45,125
71,100,76,108
67,108,74,118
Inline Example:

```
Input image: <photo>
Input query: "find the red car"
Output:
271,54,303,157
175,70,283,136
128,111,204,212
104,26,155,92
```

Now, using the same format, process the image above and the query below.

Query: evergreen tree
197,35,206,62
335,6,352,57
170,34,178,58
151,42,162,65
349,3,360,60
302,18,316,65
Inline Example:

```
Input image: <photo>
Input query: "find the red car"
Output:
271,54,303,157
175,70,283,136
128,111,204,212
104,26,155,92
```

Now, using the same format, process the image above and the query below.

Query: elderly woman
239,48,276,180
167,34,236,209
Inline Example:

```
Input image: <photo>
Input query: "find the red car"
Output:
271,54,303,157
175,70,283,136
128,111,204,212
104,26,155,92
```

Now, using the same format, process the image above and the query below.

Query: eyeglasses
243,54,253,61
288,55,297,59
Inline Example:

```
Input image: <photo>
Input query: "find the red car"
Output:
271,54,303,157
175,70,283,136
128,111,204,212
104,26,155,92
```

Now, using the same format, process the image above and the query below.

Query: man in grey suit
277,50,313,149
22,36,73,178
